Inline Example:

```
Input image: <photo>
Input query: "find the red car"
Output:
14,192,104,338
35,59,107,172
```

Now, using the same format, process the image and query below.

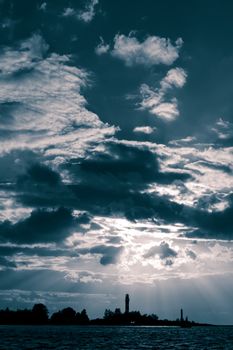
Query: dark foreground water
0,325,232,350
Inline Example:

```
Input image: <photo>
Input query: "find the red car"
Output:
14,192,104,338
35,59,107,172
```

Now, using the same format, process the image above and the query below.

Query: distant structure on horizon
180,308,184,322
125,294,130,314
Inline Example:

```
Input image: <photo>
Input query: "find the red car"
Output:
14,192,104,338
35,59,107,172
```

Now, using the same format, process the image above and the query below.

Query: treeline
0,303,195,327
0,304,89,325
94,308,189,326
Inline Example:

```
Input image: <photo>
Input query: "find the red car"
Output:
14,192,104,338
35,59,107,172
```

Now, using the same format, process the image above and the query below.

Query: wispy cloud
95,37,110,55
0,34,116,159
0,34,49,74
62,0,99,23
78,0,99,23
212,118,233,141
62,7,76,17
139,67,187,121
39,2,47,11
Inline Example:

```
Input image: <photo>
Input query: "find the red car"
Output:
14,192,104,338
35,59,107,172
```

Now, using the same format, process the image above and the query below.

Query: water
0,325,232,349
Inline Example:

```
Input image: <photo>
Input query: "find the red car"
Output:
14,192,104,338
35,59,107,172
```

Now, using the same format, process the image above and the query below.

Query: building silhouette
125,294,130,314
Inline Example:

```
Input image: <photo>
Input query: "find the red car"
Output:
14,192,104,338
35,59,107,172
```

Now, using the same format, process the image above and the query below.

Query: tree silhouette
76,309,89,325
32,303,49,324
50,307,76,324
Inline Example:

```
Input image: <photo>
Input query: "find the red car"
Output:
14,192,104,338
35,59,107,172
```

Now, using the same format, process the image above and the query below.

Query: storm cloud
0,207,78,243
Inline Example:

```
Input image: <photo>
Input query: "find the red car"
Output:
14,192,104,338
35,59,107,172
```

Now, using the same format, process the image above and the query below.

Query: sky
0,0,233,325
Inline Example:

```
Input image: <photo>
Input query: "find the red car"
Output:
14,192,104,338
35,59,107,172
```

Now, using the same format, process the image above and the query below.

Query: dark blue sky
0,0,233,324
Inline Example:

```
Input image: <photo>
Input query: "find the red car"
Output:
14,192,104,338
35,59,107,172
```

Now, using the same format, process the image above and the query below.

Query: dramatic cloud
25,163,61,187
64,141,191,208
0,34,116,159
8,141,190,226
0,207,78,244
185,201,233,240
111,33,183,67
139,67,187,121
0,0,233,326
90,245,123,265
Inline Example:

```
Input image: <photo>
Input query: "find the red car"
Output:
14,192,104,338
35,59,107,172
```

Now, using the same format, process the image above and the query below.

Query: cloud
133,126,155,134
63,1,99,23
90,245,123,265
0,207,78,244
39,2,47,11
3,141,190,226
0,34,49,75
66,141,191,187
211,118,233,144
78,0,99,23
0,34,116,159
0,32,118,230
186,249,197,260
184,200,233,240
139,67,187,121
144,241,178,263
23,163,61,187
111,33,183,67
139,84,178,121
95,37,110,55
0,245,78,259
62,7,76,17
149,100,179,121
160,68,187,90
3,124,232,242
0,256,16,268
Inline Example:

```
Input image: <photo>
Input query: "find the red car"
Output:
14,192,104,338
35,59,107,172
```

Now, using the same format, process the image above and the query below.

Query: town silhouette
0,294,209,327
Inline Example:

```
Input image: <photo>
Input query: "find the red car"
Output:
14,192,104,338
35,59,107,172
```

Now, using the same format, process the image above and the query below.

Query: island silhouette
0,294,211,327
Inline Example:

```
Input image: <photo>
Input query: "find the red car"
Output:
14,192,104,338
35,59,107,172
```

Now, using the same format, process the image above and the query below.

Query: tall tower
180,308,184,322
125,294,130,314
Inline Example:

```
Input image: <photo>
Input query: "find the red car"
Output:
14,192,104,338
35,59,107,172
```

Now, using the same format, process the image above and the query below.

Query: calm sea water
0,325,232,349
